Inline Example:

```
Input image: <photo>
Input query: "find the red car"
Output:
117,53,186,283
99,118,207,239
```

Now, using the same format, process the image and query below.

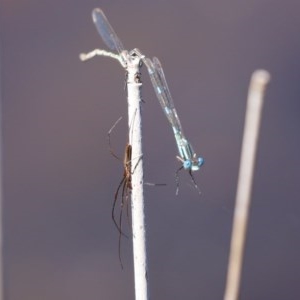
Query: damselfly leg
175,165,201,196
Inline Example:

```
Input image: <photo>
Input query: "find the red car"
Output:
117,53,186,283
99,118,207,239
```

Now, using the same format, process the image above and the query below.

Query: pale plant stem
224,70,271,300
79,49,123,65
80,48,148,300
127,54,148,300
0,35,4,300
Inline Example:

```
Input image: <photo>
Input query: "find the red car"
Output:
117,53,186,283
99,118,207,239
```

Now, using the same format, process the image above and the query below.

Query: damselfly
142,57,204,194
82,8,205,194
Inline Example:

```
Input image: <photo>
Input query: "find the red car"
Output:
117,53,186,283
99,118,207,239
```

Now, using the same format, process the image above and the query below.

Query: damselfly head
185,155,204,171
194,155,204,170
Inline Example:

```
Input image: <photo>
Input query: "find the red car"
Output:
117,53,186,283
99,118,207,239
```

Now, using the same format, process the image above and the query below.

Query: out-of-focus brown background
1,0,300,299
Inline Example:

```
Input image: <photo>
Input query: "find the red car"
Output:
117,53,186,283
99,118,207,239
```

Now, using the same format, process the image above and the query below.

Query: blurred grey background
1,0,300,299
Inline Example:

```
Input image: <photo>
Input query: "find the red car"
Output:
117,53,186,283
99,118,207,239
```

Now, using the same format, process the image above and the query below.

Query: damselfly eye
198,157,204,167
183,160,192,169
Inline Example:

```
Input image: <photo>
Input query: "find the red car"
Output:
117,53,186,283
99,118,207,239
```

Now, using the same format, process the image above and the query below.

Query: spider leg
113,176,128,238
107,117,123,160
119,176,129,238
118,176,130,269
130,154,142,174
125,183,132,229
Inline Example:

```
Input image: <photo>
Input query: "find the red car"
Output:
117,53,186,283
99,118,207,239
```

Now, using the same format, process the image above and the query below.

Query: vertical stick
0,41,4,300
127,54,149,300
224,70,270,300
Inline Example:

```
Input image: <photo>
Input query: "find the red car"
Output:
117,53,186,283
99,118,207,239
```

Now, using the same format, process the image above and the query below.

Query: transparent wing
92,8,125,55
143,57,183,133
143,56,203,170
152,57,176,112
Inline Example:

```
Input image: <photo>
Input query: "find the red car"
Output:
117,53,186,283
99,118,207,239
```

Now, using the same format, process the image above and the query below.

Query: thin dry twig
224,70,271,300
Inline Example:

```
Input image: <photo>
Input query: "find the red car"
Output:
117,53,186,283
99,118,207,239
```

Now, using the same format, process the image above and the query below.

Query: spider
107,117,139,268
107,116,165,268
112,143,133,236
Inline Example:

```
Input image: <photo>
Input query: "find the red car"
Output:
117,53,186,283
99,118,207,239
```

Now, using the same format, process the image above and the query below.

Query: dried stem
224,70,271,300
